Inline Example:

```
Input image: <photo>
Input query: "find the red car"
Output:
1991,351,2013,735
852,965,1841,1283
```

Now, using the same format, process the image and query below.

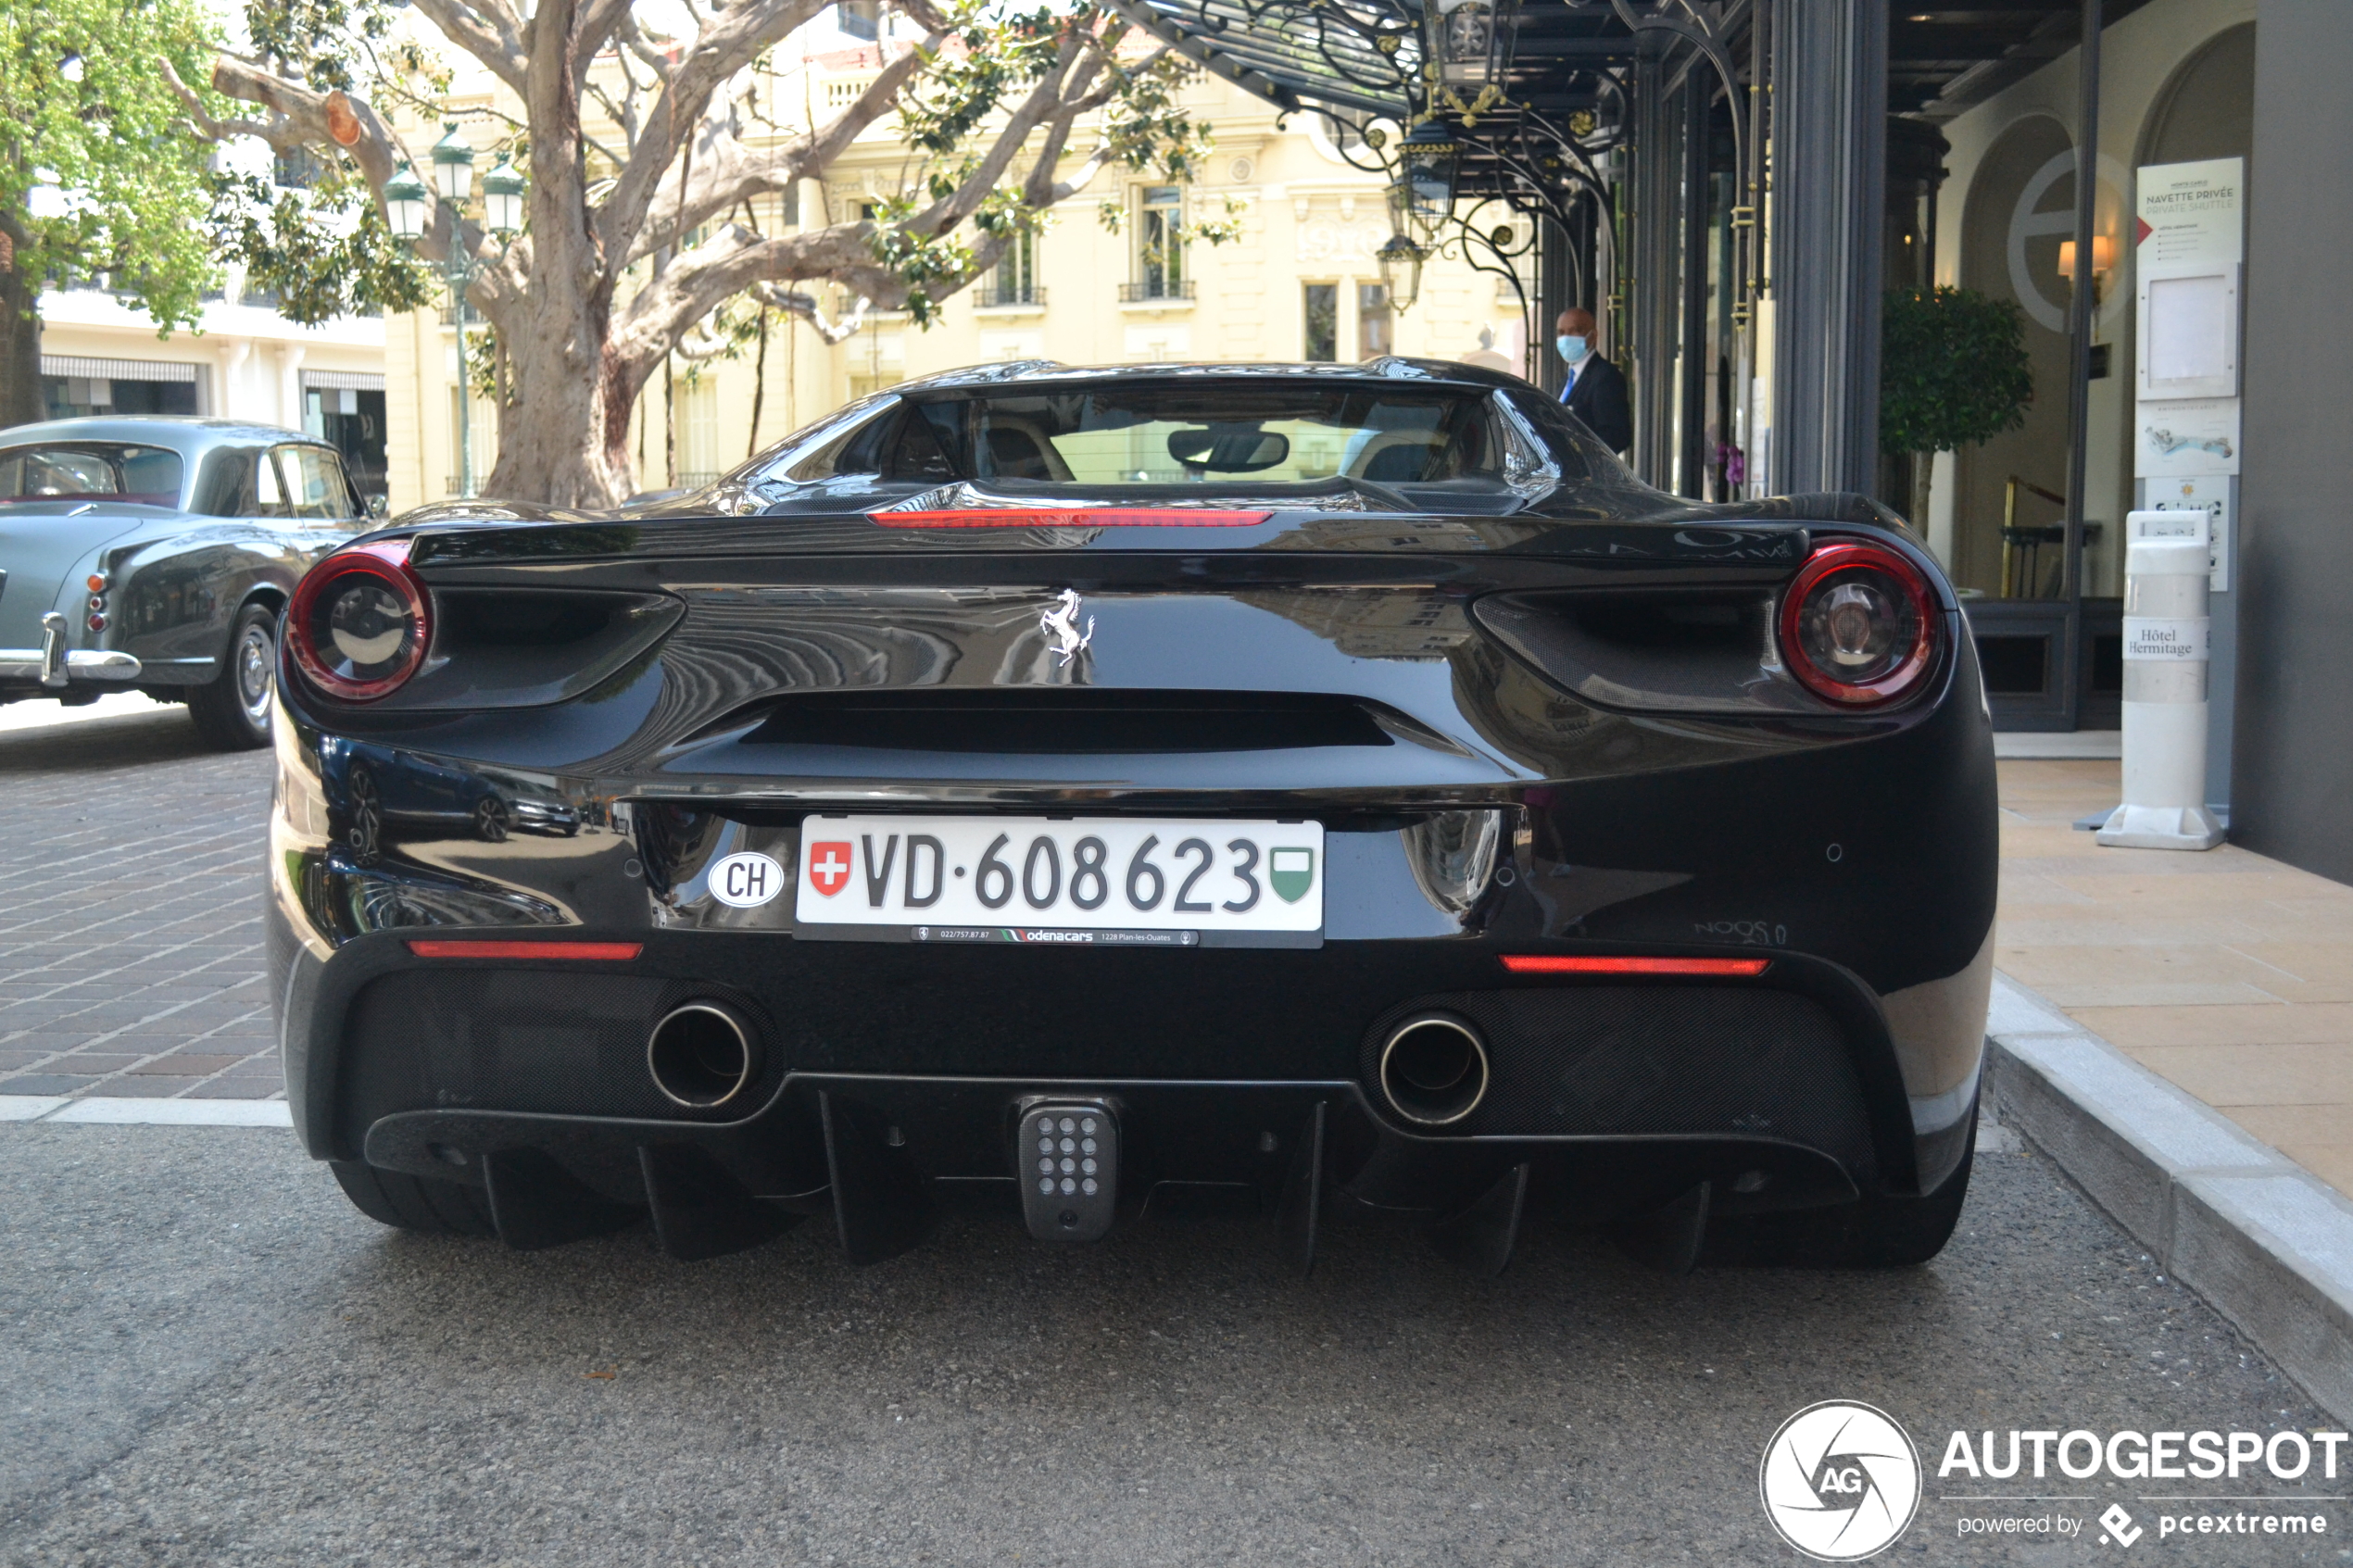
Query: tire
330,1160,498,1238
1702,1100,1977,1269
472,795,511,842
189,603,279,751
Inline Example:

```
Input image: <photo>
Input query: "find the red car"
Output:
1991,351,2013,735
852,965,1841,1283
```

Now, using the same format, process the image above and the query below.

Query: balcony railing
1118,280,1195,304
982,284,1046,308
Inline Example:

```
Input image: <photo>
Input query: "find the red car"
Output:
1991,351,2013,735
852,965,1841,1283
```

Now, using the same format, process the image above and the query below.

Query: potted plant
1880,285,2034,531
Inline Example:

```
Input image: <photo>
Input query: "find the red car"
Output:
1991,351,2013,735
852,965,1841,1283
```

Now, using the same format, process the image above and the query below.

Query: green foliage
877,2,1227,324
208,165,433,325
0,0,227,334
1880,285,2034,456
242,0,398,94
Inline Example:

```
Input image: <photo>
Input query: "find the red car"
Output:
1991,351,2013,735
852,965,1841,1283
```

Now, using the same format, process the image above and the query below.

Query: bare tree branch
754,281,874,345
408,0,528,94
619,38,930,270
197,56,526,307
597,0,837,271
609,220,900,390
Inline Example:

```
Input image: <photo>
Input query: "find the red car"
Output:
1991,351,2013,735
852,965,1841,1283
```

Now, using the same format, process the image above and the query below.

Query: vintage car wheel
189,603,279,751
330,1160,497,1237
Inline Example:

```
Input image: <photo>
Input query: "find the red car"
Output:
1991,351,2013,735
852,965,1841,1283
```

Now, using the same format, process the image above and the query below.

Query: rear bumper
269,914,1945,1231
0,649,144,686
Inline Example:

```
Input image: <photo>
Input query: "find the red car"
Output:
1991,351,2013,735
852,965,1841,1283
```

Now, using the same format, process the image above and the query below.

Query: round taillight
287,541,431,701
1779,542,1938,706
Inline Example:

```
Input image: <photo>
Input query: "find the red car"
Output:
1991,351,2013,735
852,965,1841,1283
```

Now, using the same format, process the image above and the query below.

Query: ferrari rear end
266,362,1996,1273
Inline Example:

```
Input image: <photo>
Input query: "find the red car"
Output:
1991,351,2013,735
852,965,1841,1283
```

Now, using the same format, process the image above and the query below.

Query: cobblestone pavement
0,708,280,1100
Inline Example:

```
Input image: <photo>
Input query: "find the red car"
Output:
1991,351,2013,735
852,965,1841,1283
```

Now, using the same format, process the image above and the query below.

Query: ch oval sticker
708,851,785,909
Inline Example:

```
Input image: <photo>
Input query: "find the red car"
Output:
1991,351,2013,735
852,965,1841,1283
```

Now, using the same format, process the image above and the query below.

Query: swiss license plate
794,815,1324,939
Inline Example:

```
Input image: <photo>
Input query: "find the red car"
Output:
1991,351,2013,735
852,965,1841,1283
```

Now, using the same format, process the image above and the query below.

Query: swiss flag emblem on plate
807,841,854,897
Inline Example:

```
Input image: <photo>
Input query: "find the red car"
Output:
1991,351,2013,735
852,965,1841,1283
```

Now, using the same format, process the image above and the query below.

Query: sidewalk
1995,758,2353,1199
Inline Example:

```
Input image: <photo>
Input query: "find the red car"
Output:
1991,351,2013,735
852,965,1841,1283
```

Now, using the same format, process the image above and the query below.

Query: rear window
0,443,182,507
900,386,1501,486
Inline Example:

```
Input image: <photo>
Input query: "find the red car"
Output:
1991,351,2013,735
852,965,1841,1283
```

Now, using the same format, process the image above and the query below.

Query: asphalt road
3,1121,2344,1567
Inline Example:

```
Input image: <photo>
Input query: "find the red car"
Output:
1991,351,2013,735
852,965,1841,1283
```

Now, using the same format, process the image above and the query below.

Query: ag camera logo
1760,1400,1923,1561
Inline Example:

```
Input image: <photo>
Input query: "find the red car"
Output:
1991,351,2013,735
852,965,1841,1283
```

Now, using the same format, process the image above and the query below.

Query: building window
1303,282,1339,362
837,1,880,40
40,357,200,420
988,228,1040,306
1126,185,1189,301
677,377,722,488
1358,282,1393,358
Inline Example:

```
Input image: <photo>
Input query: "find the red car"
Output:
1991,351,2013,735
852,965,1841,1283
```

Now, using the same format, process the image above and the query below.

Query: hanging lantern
384,161,429,242
1376,232,1428,312
430,121,475,205
1426,0,1510,89
482,150,526,236
1390,119,1461,234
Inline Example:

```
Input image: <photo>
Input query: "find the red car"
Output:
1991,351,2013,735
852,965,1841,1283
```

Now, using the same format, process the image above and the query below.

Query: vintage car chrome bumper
0,612,143,686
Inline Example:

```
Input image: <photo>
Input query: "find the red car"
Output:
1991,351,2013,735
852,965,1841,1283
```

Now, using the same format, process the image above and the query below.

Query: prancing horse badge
1040,589,1095,667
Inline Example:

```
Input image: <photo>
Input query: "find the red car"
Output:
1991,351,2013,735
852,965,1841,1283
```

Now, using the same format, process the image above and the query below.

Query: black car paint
264,361,1996,1260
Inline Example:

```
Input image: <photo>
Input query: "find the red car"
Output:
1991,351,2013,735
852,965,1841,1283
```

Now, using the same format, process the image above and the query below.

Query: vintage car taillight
287,539,432,701
1778,541,1938,707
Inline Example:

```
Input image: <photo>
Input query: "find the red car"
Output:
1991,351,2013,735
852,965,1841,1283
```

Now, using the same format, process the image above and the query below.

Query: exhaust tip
1378,1012,1489,1127
648,1002,757,1109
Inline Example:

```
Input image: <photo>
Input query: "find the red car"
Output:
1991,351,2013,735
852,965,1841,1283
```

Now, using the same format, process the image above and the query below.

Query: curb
0,1094,293,1128
1984,973,2353,1425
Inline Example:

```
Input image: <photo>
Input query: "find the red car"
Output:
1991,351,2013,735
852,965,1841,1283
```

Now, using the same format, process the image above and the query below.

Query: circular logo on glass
1758,1400,1921,1562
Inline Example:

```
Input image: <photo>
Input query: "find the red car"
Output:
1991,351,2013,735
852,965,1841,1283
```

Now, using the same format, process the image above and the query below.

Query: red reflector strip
405,940,644,961
1501,955,1770,977
867,508,1272,530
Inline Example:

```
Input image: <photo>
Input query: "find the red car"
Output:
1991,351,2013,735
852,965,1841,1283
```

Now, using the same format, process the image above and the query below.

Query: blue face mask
1555,333,1589,364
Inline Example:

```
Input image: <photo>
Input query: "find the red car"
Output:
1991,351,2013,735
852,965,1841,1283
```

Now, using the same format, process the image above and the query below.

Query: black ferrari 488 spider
267,358,1995,1274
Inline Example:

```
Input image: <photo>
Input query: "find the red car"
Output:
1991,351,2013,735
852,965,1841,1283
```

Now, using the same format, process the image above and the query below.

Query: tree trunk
1912,450,1935,540
0,212,44,432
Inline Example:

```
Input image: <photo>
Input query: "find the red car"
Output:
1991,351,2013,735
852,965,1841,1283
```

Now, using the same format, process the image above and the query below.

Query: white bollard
2096,525,2225,850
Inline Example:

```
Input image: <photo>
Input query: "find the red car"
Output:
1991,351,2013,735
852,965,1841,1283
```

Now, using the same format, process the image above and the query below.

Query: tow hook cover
1019,1102,1116,1242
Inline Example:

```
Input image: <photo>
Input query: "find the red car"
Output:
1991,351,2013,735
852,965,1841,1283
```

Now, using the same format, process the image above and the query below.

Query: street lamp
430,121,475,205
1376,232,1428,312
1391,119,1462,236
386,122,523,499
384,161,428,242
482,151,525,236
1425,0,1506,88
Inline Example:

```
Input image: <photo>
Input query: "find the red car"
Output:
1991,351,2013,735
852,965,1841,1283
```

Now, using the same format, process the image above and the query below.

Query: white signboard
2135,396,2240,479
2134,157,2243,269
2137,266,2239,399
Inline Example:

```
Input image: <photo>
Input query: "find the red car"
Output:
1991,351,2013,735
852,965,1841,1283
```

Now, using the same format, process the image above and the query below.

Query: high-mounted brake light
1778,541,1938,707
287,539,432,702
1501,955,1770,976
867,508,1272,530
405,939,644,960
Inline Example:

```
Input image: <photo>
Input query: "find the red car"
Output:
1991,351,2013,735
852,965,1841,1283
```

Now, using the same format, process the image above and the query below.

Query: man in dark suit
1554,307,1632,455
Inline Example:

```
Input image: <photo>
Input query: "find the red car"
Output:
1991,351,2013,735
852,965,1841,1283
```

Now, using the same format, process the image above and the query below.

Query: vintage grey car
0,417,375,747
